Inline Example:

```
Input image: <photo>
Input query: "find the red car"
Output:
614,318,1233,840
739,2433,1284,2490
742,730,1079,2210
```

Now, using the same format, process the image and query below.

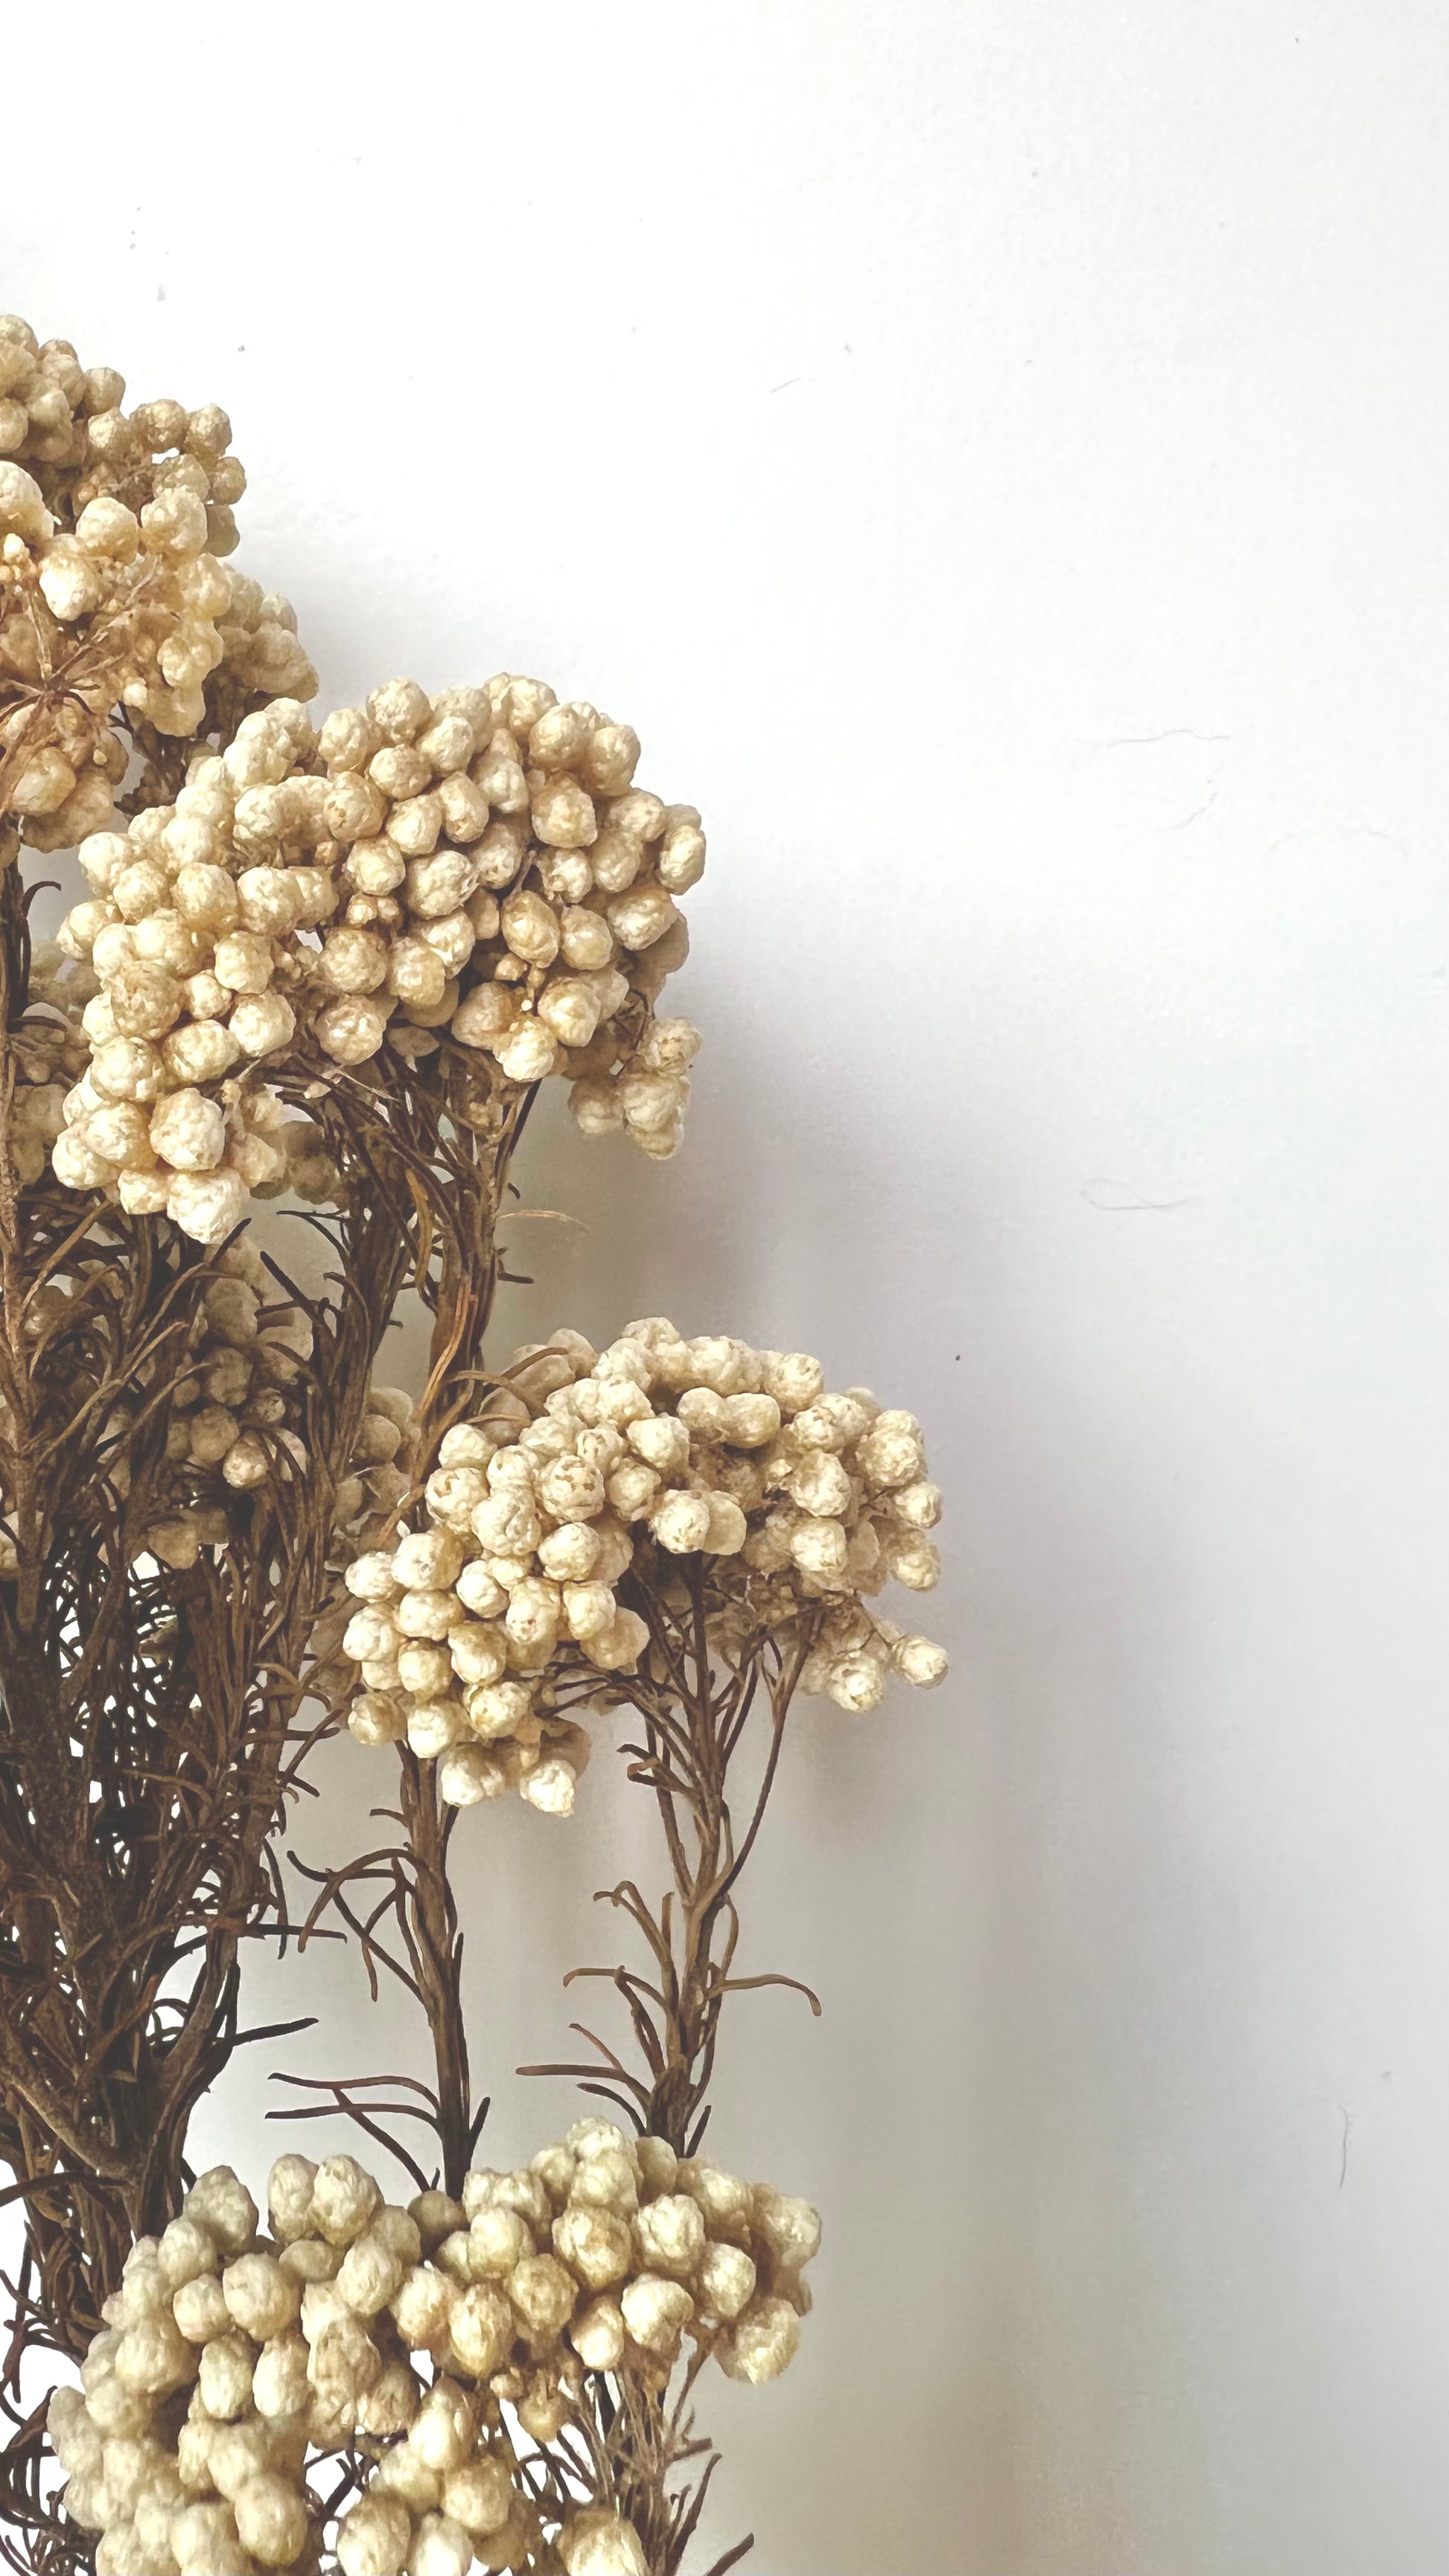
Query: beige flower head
49,675,702,1238
54,2133,816,2575
337,1320,944,1809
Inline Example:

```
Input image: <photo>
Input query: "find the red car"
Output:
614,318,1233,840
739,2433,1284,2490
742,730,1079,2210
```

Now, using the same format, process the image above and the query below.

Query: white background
7,4,1448,2570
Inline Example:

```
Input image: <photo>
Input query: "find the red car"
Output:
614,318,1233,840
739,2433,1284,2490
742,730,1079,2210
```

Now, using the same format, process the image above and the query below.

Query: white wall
7,4,1448,2569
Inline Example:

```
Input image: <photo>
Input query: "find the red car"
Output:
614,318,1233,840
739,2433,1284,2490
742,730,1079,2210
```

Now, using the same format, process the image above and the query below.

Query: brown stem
539,1604,815,2565
638,1591,806,2155
395,1753,474,2199
0,1036,415,2350
310,1068,532,2198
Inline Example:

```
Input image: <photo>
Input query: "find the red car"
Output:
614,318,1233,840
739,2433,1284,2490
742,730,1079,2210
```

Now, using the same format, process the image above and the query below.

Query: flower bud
721,2293,800,2383
440,2452,514,2538
620,2275,692,2356
507,2254,576,2344
337,2231,407,2318
197,2332,257,2420
560,2509,649,2576
234,2470,308,2568
313,2155,383,2246
552,2205,632,2292
392,2263,454,2348
223,2254,299,2341
445,2283,512,2376
633,2195,705,2280
337,2492,411,2576
252,2331,310,2420
894,1633,949,1686
409,2511,474,2576
184,2169,258,2255
407,2378,475,2475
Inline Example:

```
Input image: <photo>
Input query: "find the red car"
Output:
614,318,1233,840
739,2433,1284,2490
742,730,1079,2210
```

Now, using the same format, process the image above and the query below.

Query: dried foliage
531,1581,817,2158
0,315,946,2576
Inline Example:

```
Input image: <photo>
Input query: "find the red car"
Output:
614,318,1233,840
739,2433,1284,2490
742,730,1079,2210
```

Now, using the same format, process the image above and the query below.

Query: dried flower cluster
0,1199,413,1581
3,937,92,1184
0,318,245,556
309,675,701,1153
52,2126,817,2575
48,675,702,1238
1,453,229,835
337,1316,946,1814
0,315,315,873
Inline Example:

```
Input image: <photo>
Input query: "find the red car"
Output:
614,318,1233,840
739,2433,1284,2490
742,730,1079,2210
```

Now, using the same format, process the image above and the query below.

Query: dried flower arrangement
0,313,946,2576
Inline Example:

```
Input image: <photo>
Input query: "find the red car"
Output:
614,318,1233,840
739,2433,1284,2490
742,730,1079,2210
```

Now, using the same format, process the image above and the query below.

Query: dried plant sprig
330,1319,946,1842
310,1316,942,2560
0,1167,383,2366
51,2129,816,2575
0,307,954,2576
0,841,541,2366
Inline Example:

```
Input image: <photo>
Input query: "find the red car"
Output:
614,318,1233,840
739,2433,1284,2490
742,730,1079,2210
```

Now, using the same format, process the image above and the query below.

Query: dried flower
559,2508,649,2574
48,673,701,1237
0,316,246,556
0,313,317,874
1,456,231,849
54,2133,815,2574
337,1319,944,1808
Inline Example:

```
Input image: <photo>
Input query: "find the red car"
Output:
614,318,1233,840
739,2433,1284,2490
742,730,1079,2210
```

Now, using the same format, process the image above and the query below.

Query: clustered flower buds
0,317,316,872
0,1209,418,1582
53,2129,818,2575
1,457,230,848
4,940,92,1182
339,1319,946,1811
329,1381,421,1550
309,674,701,1155
0,314,246,557
51,694,327,1235
142,1336,417,1579
2,1235,308,1575
148,1239,315,1528
48,678,701,1239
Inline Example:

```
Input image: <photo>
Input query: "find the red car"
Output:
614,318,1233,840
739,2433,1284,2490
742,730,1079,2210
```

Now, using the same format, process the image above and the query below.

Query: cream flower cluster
4,940,92,1182
613,1319,949,1712
52,697,332,1239
0,455,232,852
308,674,701,1158
330,1380,421,1550
340,1321,946,1808
213,572,319,712
0,313,316,788
0,313,246,558
145,1331,417,1579
48,676,703,1239
53,2129,818,2575
146,1239,317,1537
0,1222,414,1578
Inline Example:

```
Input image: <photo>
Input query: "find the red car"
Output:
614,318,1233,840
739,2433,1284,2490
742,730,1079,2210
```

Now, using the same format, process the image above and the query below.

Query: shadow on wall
477,1027,1212,2576
171,938,1204,2576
